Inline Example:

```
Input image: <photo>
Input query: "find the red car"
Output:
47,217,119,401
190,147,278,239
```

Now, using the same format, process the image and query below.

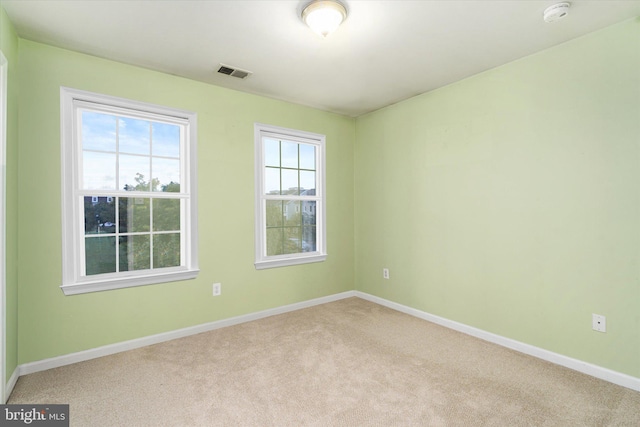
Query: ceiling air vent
217,64,252,79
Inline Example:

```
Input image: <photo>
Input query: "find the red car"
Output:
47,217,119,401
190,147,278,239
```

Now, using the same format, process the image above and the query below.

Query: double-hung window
254,123,326,269
60,87,198,295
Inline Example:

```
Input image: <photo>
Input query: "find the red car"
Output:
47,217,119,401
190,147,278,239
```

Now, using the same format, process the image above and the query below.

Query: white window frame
60,87,199,295
254,123,327,269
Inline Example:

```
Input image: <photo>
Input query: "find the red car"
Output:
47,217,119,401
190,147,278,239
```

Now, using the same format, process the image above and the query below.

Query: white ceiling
3,1,640,117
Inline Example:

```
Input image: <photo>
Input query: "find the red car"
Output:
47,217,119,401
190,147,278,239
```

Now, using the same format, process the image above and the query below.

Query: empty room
1,1,639,425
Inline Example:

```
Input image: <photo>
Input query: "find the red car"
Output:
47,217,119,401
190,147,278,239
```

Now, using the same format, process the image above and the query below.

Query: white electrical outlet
592,313,606,332
213,283,221,296
383,268,390,279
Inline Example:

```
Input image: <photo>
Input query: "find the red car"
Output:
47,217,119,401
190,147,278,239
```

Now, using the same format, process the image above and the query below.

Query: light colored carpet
8,297,640,426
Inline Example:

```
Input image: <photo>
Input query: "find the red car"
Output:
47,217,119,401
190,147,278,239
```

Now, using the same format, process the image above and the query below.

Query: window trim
60,87,199,295
254,123,327,269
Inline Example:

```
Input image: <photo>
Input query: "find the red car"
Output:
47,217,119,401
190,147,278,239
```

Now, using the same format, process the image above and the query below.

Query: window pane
119,235,151,272
119,197,150,233
302,201,316,225
119,117,150,155
85,236,116,275
281,169,298,195
152,122,180,158
302,226,316,252
120,155,150,191
153,233,181,268
83,151,116,190
265,167,280,195
284,227,301,254
84,196,116,235
281,141,298,168
153,199,180,231
300,171,315,193
264,138,280,167
284,201,301,226
300,144,315,170
82,111,116,152
266,200,283,227
302,189,316,253
266,228,284,256
152,157,180,192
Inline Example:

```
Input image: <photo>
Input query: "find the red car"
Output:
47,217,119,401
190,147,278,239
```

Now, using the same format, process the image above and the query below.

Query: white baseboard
5,367,19,402
355,291,640,392
11,290,639,395
18,291,357,377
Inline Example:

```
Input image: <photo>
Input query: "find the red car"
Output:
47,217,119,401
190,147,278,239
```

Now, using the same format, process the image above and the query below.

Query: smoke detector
543,3,570,23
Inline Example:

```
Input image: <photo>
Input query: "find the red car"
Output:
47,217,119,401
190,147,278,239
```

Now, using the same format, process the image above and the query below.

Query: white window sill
61,269,200,295
255,254,327,270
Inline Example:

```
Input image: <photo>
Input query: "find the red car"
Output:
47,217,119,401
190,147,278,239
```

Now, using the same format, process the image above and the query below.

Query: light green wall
1,5,19,386
355,18,640,377
16,40,355,364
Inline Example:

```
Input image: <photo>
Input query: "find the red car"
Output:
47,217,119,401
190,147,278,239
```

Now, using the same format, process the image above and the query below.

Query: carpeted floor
8,297,640,426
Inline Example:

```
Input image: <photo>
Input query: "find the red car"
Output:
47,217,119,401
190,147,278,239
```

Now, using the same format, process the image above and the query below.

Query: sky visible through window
81,111,181,191
264,138,315,195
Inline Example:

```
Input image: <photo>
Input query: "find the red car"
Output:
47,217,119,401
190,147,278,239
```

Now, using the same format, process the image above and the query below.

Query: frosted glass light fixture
302,0,347,38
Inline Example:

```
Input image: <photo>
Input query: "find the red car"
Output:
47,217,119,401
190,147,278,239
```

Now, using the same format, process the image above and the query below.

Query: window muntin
61,88,198,295
255,123,326,269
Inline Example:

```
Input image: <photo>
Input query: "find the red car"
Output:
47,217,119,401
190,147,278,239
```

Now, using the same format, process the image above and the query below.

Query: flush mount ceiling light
302,0,348,38
543,2,570,23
